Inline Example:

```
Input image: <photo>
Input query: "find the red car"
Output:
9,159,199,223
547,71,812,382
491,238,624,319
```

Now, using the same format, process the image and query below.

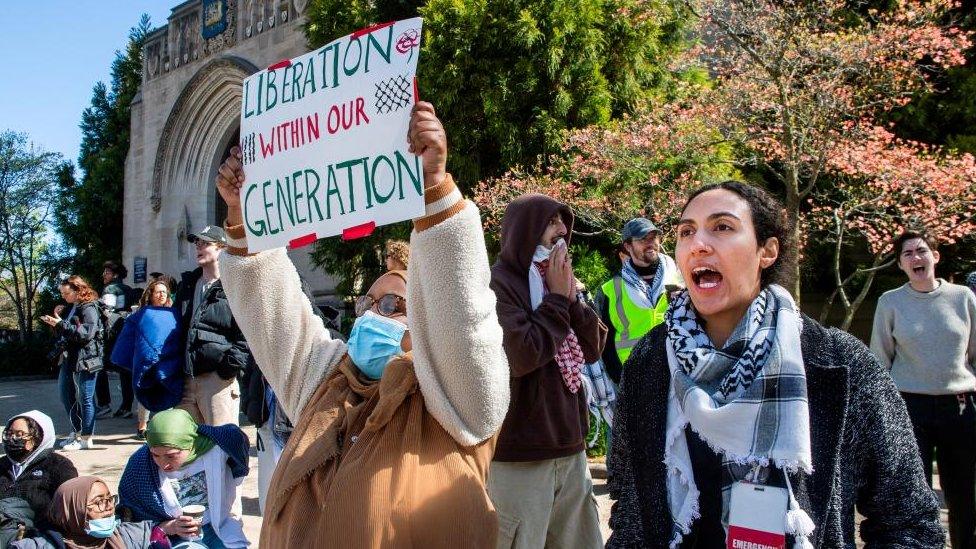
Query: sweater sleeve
408,175,510,446
869,296,895,370
606,341,649,548
492,284,576,377
218,226,347,421
846,334,945,547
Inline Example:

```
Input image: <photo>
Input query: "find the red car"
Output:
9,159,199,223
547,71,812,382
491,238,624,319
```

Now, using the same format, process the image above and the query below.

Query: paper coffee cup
182,504,206,521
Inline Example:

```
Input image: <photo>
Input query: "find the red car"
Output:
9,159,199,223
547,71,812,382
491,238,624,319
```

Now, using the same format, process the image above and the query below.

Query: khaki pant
177,371,240,426
489,452,603,549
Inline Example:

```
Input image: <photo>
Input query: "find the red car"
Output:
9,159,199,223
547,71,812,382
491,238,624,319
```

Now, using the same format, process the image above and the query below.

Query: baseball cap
187,225,227,245
621,218,661,241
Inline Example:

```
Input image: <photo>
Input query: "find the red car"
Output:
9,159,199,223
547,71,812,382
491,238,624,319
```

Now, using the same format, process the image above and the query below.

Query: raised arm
405,102,509,446
215,153,346,421
409,179,510,446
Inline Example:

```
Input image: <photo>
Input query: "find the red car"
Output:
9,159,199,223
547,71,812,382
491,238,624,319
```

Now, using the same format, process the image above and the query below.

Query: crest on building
202,0,229,39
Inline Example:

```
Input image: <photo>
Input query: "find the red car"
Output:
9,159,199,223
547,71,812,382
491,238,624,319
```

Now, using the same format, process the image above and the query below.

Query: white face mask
533,245,553,262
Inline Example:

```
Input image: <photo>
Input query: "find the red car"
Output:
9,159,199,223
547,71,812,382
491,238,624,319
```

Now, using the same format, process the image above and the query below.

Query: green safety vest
601,276,669,364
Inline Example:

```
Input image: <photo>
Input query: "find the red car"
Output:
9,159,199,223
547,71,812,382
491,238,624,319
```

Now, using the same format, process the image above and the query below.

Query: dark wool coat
607,316,944,548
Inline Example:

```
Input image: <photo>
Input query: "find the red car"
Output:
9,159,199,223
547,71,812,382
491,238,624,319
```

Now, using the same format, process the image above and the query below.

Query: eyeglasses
2,431,31,442
86,494,118,512
354,294,406,317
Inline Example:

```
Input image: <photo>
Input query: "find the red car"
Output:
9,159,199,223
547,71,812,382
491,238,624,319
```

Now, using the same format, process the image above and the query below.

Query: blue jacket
110,306,184,412
118,424,250,523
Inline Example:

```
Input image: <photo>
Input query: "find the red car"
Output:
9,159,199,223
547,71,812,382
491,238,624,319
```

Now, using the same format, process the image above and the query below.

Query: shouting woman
607,181,942,548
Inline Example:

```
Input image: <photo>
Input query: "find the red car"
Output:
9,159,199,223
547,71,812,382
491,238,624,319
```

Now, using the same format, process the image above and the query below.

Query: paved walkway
0,375,614,545
0,375,950,547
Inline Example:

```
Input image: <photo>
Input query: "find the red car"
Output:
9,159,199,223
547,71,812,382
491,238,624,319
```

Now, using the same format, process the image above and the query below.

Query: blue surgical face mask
347,310,407,380
85,516,119,538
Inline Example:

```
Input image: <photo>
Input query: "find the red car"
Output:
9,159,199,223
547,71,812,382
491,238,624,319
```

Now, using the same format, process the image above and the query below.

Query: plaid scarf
663,285,813,548
621,258,665,307
533,259,584,393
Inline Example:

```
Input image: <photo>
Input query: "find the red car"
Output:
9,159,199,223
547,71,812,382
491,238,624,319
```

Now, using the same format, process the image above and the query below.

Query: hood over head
495,194,574,274
6,410,55,469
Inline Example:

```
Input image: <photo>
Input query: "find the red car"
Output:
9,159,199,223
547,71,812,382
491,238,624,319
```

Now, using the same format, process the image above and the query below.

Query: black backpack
97,301,127,349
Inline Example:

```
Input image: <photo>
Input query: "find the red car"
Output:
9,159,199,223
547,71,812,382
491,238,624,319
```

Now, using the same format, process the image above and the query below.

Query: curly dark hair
681,180,794,288
7,416,42,442
140,275,177,307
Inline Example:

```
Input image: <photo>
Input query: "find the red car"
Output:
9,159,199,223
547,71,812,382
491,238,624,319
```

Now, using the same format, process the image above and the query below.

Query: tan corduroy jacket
262,355,497,548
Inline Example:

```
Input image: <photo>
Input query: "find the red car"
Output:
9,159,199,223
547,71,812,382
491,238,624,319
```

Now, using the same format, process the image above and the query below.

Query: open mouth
912,265,925,275
691,266,723,290
551,236,566,247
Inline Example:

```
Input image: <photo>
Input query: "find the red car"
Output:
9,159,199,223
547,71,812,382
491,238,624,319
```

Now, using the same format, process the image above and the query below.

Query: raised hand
407,101,448,189
215,146,245,225
546,241,576,301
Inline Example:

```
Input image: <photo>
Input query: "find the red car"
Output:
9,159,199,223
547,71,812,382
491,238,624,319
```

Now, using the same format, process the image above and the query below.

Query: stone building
123,0,338,301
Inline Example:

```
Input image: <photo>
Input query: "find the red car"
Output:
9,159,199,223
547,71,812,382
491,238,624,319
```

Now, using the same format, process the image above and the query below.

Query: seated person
0,411,77,528
117,409,249,548
213,101,509,548
11,476,164,548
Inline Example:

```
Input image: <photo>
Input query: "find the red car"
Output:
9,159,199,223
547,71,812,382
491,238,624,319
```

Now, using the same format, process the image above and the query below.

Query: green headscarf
145,409,215,468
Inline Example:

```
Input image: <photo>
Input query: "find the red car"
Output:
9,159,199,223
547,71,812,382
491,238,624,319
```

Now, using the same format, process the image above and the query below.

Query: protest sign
239,17,424,252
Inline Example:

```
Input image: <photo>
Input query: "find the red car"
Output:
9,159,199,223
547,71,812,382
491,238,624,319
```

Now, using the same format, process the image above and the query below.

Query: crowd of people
0,101,973,549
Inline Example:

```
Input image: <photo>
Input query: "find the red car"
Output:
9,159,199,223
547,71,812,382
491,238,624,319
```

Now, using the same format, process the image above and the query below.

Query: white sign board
239,17,424,251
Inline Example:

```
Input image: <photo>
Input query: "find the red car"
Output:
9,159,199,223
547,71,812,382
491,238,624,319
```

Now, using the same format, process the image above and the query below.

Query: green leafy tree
54,15,151,285
304,0,693,297
0,132,68,341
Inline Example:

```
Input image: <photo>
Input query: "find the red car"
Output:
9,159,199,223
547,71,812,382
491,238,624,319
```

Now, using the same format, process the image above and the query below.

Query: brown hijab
47,476,125,549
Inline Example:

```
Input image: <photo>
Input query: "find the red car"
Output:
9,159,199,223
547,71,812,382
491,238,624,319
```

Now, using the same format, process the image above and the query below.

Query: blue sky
0,2,176,165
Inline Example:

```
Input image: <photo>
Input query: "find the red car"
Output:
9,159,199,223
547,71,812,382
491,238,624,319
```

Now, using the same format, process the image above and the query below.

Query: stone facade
123,0,337,299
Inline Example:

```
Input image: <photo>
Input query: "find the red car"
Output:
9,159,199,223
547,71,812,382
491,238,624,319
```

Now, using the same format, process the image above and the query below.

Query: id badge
727,481,789,549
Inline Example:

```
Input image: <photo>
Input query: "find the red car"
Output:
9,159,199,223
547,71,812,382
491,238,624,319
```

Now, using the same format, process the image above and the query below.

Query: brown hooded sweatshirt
490,194,608,461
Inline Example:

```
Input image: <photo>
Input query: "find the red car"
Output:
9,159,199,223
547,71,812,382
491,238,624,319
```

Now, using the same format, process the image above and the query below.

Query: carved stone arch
149,56,259,212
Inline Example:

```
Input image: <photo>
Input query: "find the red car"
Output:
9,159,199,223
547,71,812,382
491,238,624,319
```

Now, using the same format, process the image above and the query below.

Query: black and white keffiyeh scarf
621,258,665,307
664,284,814,548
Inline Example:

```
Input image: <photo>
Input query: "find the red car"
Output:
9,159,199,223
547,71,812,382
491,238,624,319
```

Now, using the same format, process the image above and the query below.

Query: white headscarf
6,410,56,479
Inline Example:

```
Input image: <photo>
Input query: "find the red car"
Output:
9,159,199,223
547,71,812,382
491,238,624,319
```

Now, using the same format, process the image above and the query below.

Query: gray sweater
870,280,976,395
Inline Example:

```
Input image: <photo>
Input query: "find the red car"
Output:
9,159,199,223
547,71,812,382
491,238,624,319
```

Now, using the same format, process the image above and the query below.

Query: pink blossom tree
680,0,971,295
474,102,732,246
808,125,976,329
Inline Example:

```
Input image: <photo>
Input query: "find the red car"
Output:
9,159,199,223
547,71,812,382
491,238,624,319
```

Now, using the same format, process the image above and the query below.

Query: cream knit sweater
219,176,510,446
